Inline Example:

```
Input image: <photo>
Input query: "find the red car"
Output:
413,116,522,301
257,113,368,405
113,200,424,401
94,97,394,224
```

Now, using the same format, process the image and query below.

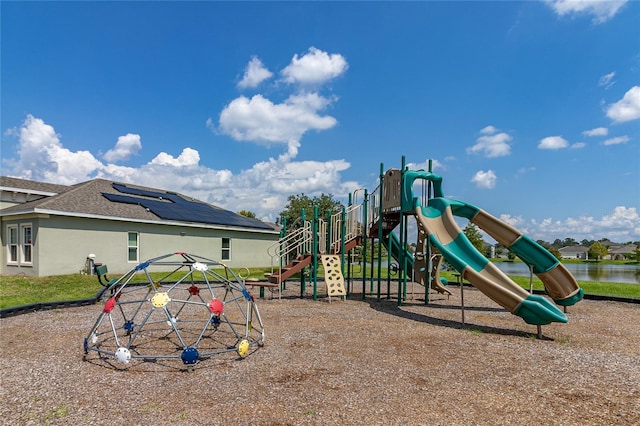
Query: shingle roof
558,246,588,253
0,177,276,232
0,176,70,195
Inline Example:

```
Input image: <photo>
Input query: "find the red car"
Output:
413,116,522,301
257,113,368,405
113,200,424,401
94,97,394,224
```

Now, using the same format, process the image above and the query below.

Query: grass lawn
1,266,638,310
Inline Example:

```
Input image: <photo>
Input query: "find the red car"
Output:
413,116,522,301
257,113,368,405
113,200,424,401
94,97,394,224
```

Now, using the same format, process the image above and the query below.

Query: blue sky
2,1,639,243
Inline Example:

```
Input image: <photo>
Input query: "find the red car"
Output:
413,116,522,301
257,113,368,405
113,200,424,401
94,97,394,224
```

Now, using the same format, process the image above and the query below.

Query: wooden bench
245,278,281,299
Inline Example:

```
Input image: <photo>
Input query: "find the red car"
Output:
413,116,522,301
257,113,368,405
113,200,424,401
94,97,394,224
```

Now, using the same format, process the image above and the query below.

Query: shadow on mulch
361,296,552,341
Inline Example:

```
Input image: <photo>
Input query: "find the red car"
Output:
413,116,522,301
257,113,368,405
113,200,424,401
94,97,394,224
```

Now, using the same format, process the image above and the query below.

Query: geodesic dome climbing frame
83,252,265,369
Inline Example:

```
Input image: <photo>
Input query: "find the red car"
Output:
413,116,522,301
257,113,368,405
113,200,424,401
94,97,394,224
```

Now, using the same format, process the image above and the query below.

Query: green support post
340,206,346,285
377,163,384,300
347,194,353,294
362,189,368,300
398,157,406,306
402,212,409,303
312,205,319,301
424,159,433,305
387,232,392,299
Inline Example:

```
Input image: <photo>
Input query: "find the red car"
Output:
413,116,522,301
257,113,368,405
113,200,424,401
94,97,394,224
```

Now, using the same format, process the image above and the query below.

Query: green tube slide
382,232,414,277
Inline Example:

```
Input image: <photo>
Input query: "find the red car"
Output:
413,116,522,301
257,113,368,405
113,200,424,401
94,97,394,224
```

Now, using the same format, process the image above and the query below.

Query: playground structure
83,252,265,369
266,157,584,326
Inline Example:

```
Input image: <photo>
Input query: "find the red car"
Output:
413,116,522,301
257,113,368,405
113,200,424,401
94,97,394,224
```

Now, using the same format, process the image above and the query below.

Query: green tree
548,246,562,261
581,239,595,247
588,242,608,261
536,240,551,249
463,223,484,253
279,193,344,229
237,210,257,219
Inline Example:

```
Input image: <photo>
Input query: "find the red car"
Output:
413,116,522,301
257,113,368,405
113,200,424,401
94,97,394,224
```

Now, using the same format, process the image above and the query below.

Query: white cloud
516,166,537,176
471,170,497,189
583,127,608,137
281,47,348,85
606,86,640,123
149,148,200,166
5,113,638,241
545,0,628,24
499,214,527,230
217,93,337,146
598,71,616,89
10,115,103,184
480,125,498,135
571,142,586,149
603,135,630,146
103,133,142,162
467,126,512,158
538,136,569,150
4,113,355,223
407,159,445,172
534,206,640,241
238,56,273,89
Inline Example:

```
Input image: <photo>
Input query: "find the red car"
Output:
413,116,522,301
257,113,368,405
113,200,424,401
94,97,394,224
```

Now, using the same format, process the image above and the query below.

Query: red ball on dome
103,297,116,313
208,298,224,315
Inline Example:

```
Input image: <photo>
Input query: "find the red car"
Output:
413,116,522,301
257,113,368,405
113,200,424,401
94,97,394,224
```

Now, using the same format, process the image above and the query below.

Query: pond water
357,259,640,284
495,262,640,284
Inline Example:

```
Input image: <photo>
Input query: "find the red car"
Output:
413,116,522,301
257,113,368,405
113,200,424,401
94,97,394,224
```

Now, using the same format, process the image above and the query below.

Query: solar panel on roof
112,183,169,200
103,185,272,230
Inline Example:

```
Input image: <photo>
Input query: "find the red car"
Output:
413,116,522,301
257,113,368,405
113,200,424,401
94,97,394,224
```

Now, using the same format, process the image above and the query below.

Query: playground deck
1,282,638,425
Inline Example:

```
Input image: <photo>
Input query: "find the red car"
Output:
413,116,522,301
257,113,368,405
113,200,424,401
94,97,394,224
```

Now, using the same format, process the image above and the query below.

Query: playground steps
266,254,314,284
368,212,401,236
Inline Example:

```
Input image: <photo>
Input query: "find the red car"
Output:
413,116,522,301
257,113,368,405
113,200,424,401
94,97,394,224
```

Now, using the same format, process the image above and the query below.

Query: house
558,245,588,260
1,176,280,277
606,244,638,261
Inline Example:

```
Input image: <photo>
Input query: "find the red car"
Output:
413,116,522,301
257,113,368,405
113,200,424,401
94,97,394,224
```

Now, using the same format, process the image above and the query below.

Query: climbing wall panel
321,255,346,301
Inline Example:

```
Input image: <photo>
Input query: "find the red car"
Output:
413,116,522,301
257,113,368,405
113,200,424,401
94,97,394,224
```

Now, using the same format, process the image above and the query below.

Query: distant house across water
558,244,637,261
558,246,588,260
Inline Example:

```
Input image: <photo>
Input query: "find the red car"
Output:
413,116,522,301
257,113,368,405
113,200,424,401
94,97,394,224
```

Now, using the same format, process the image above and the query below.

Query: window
221,237,231,261
6,223,32,266
21,224,32,264
7,225,18,264
128,232,139,262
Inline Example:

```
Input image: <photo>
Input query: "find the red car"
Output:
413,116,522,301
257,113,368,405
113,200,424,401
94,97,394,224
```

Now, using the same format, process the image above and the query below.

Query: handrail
267,221,313,278
328,203,363,254
267,201,366,279
318,219,327,254
367,185,381,236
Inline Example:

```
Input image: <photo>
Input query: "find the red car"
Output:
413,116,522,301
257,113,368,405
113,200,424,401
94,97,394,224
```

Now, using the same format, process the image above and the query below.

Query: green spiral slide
403,170,584,326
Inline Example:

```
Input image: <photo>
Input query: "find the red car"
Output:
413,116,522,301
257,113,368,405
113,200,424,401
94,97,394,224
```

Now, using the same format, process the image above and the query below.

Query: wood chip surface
1,282,638,425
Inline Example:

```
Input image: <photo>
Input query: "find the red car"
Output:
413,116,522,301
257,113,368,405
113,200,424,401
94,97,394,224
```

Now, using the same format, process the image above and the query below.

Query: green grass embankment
0,266,638,310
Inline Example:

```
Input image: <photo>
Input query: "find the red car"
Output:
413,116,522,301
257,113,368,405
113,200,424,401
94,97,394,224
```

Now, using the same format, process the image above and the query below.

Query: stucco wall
2,215,278,277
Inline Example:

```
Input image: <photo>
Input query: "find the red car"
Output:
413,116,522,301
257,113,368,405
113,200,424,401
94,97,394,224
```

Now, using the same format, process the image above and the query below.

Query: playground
1,159,638,423
1,285,638,424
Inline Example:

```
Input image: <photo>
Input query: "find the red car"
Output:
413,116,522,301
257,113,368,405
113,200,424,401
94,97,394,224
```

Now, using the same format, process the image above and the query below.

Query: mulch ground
0,281,638,425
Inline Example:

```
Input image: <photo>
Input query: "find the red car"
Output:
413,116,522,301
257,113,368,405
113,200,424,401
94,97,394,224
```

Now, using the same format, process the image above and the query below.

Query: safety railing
328,203,363,254
267,221,313,278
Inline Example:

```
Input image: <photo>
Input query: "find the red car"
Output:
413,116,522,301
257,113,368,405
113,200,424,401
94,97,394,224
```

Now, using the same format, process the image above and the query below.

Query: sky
1,1,639,244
